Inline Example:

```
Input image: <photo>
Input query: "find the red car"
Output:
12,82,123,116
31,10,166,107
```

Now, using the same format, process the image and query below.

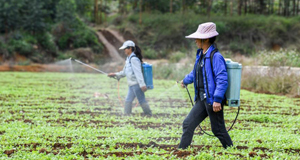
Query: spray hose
183,83,240,137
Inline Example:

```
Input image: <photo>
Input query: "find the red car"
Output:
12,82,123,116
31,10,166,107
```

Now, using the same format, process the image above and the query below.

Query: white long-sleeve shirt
115,53,146,87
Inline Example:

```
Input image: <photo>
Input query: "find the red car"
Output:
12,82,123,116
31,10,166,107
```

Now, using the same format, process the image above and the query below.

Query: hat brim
185,31,219,39
119,45,127,50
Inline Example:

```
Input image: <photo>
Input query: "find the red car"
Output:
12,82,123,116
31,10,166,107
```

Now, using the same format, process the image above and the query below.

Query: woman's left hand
141,86,147,92
107,73,116,77
213,102,222,112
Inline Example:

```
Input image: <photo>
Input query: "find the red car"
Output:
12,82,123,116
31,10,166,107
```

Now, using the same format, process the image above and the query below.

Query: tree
56,0,78,31
21,0,50,33
170,0,173,13
182,0,186,14
0,0,23,36
244,0,247,14
297,0,300,15
238,0,242,15
94,0,98,23
0,0,54,36
206,0,212,17
224,0,228,15
75,0,93,15
139,0,143,24
258,0,266,14
99,0,102,24
283,0,290,16
132,0,138,10
119,0,126,14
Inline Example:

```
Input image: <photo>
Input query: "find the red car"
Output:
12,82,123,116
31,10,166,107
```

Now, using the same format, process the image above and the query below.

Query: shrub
36,32,57,55
0,41,6,52
18,60,31,66
55,26,103,53
143,48,158,59
229,40,254,55
153,63,192,80
22,33,38,44
242,67,299,95
242,49,300,95
57,33,72,49
7,39,33,56
72,29,103,53
169,51,186,63
258,49,300,67
57,51,77,60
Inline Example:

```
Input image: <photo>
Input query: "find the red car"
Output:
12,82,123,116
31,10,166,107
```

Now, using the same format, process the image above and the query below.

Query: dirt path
105,28,126,44
96,31,124,62
0,64,73,72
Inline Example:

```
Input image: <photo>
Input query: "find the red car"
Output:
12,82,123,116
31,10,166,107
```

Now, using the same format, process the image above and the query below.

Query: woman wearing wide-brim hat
108,40,152,116
178,22,233,149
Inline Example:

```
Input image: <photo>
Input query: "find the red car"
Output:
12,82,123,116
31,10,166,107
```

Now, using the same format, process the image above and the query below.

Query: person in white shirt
108,40,152,116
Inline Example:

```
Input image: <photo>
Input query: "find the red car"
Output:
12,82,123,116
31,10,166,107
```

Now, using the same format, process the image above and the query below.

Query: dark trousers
178,99,233,149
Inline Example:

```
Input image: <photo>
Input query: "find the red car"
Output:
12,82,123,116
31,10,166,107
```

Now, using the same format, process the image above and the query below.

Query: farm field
0,72,300,159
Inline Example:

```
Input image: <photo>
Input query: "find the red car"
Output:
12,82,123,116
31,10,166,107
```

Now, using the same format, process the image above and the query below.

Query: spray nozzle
109,76,120,81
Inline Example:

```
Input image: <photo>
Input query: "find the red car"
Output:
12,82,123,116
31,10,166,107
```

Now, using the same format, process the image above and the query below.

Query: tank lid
142,62,152,67
224,58,232,63
226,61,242,69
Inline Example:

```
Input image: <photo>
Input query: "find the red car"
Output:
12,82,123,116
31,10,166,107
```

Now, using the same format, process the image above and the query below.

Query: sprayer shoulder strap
129,55,139,63
210,49,218,78
203,49,218,99
129,55,144,74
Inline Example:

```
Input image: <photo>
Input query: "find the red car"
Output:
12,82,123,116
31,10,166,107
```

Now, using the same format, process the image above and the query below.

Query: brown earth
8,141,300,159
0,64,72,72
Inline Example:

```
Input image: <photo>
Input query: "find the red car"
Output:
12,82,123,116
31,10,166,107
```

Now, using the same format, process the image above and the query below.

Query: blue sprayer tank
225,59,242,107
142,62,154,89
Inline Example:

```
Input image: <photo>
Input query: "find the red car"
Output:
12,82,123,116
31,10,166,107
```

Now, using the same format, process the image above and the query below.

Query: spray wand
177,81,194,106
71,58,119,80
71,58,139,108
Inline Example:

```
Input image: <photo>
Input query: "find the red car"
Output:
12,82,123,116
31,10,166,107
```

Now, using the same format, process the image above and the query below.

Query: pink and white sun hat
119,40,135,50
185,22,219,39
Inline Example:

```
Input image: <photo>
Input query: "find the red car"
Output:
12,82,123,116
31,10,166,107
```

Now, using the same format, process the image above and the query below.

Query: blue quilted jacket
183,45,228,105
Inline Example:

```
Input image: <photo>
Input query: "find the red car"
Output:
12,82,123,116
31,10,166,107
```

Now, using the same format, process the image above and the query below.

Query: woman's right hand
141,86,147,92
108,73,116,77
180,80,186,88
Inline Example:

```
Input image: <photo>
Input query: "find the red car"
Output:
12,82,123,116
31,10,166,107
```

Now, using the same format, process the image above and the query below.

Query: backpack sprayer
180,59,242,136
141,62,154,89
129,55,154,89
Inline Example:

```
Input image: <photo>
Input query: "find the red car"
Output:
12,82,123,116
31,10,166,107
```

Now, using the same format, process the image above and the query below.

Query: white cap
119,40,135,50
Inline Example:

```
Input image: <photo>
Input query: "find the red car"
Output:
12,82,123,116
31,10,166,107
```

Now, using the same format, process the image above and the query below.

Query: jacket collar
127,52,136,60
204,45,214,58
196,45,214,58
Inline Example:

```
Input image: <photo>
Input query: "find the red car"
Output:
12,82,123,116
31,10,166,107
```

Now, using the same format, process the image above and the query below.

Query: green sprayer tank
225,59,242,107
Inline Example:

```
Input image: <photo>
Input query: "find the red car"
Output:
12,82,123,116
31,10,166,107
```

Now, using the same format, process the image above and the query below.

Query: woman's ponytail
133,46,143,63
